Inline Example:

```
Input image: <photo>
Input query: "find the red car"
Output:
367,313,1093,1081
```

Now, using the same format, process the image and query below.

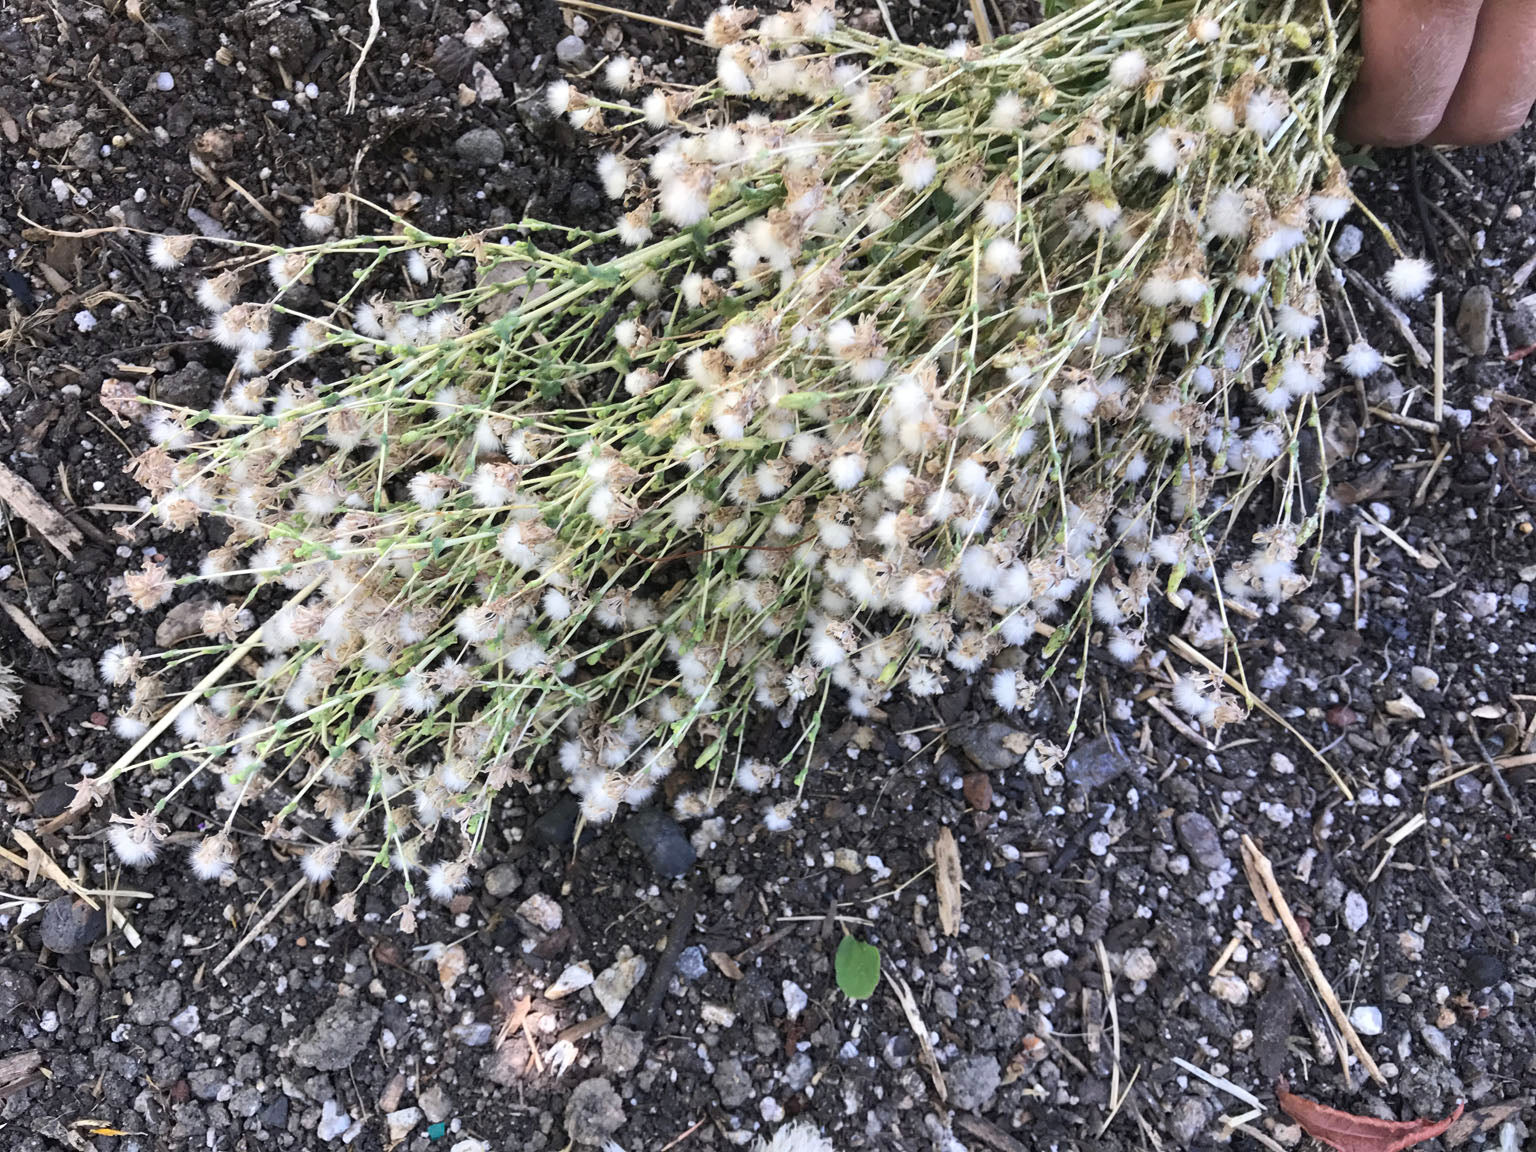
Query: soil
3,1,1535,1151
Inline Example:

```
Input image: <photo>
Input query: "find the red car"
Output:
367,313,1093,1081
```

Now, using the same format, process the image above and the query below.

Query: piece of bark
0,462,82,558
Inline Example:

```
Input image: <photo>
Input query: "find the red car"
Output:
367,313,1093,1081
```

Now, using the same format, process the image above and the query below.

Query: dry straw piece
96,0,1375,909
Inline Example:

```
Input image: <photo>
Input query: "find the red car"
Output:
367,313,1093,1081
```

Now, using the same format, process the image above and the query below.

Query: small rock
547,962,595,999
784,1052,814,1091
515,893,563,936
1343,890,1369,933
1457,285,1493,355
957,721,1027,772
1063,731,1139,789
962,772,993,811
259,1095,290,1129
450,1021,494,1046
946,1054,1001,1112
782,980,808,1021
1121,947,1158,983
129,979,183,1026
317,1099,350,1140
593,949,647,1018
1211,973,1249,1006
1506,298,1536,348
169,1004,201,1038
601,1025,645,1076
564,1077,625,1145
713,1057,753,1108
1385,694,1426,720
230,1086,263,1118
623,807,695,877
385,1106,422,1143
470,62,503,104
293,998,380,1070
417,1084,452,1125
483,862,520,897
676,945,708,981
530,793,598,848
451,1142,488,1152
1464,590,1499,619
760,1096,785,1123
1350,1005,1383,1036
1465,952,1505,989
1410,666,1440,692
40,896,106,954
832,848,861,873
1333,224,1364,262
38,118,84,150
1169,1096,1213,1147
555,34,588,63
701,1002,737,1027
1420,1024,1454,1062
188,1068,225,1101
454,127,505,168
1174,812,1225,870
463,11,508,48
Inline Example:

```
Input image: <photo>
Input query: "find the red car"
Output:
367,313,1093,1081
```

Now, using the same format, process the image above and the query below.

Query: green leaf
835,935,881,1000
777,390,833,411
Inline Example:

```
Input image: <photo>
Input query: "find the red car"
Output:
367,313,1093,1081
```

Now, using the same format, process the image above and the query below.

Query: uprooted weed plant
90,0,1402,916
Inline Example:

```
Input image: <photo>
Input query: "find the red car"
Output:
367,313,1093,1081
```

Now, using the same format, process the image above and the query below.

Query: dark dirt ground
3,1,1536,1150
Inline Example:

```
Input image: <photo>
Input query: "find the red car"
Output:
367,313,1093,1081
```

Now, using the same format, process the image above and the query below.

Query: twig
558,0,702,35
954,1113,1029,1152
1147,695,1215,750
345,0,381,115
1170,1056,1265,1113
1357,508,1439,569
1,599,55,652
0,462,83,558
1366,406,1442,434
1169,637,1351,799
1433,292,1444,424
633,887,700,1034
7,830,142,947
1240,836,1384,1085
100,577,324,786
657,1118,709,1151
888,971,946,1102
213,877,305,976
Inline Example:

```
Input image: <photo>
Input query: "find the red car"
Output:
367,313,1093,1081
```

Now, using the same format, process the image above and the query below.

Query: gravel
39,896,105,953
564,1077,625,1145
453,126,505,167
945,1053,1001,1113
292,998,380,1071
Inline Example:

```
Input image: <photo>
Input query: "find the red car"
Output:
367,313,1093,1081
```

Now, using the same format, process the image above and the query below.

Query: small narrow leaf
834,935,880,1000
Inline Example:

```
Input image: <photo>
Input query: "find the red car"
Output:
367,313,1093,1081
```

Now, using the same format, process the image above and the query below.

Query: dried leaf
933,827,962,937
1277,1079,1464,1152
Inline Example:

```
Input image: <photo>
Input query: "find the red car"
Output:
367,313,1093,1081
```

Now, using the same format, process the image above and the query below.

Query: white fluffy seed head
1339,339,1384,378
1384,257,1434,301
1108,49,1148,88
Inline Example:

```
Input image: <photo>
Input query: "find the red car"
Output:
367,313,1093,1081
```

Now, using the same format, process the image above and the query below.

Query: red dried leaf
1277,1080,1465,1152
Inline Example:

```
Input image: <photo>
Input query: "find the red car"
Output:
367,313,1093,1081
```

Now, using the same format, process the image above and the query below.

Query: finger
1426,0,1536,145
1340,0,1484,146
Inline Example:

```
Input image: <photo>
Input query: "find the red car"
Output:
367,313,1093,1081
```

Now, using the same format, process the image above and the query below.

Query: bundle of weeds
94,0,1371,909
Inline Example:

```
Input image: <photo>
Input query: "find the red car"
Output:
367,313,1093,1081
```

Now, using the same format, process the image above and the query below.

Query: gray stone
624,808,695,877
1332,223,1364,262
229,1086,262,1118
385,1106,422,1143
1457,285,1493,355
418,1084,452,1124
601,1025,645,1076
1175,812,1226,870
169,1004,201,1037
156,360,214,409
676,945,708,981
515,893,563,936
1506,298,1536,348
564,1077,625,1145
454,127,505,168
293,998,380,1071
945,1054,1001,1113
784,1052,814,1092
129,979,183,1026
483,863,520,898
594,950,647,1018
1063,732,1138,790
188,1068,225,1101
1169,1096,1213,1147
713,1057,753,1108
956,721,1027,772
40,897,106,954
555,34,587,63
1420,1024,1454,1062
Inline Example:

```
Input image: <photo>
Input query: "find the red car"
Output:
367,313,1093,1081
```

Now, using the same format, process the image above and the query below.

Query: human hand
1342,0,1536,146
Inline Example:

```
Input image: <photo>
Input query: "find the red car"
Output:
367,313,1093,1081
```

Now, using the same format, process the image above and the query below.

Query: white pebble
1343,890,1369,933
155,72,175,91
73,310,97,332
1350,1005,1383,1035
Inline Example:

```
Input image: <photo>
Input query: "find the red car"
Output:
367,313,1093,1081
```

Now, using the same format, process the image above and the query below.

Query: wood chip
933,827,962,937
1,599,55,652
0,462,83,558
0,1050,44,1100
709,950,743,980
